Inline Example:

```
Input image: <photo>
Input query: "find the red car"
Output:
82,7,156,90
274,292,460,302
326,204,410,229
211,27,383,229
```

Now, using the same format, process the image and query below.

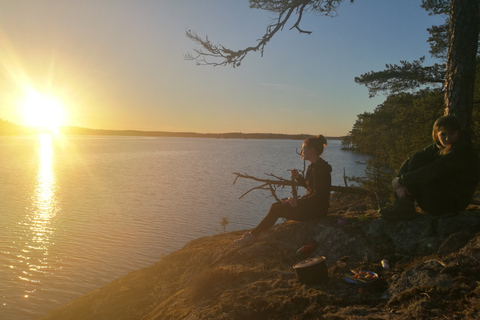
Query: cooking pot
293,256,328,284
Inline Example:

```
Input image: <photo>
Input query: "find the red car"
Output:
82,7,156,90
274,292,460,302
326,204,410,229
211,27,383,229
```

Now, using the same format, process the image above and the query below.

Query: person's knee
268,202,291,218
266,202,280,214
270,202,280,209
408,153,432,171
415,190,467,215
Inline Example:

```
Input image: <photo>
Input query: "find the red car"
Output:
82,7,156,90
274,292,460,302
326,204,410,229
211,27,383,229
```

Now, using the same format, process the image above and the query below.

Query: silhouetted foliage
0,119,32,135
421,0,450,60
344,60,480,195
342,90,445,195
354,57,445,98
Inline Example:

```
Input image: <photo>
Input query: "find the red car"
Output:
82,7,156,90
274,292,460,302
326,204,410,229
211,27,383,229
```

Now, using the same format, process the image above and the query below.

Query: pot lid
293,256,326,269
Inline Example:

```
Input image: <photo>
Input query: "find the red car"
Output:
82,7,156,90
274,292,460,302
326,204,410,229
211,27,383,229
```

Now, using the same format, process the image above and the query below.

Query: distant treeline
0,119,343,141
0,119,37,135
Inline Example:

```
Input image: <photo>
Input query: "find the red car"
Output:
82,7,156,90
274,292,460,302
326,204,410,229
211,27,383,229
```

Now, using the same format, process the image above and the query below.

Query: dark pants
405,152,469,215
250,202,320,236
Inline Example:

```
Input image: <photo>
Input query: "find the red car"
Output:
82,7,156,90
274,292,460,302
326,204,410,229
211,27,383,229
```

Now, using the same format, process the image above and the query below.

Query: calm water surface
0,135,368,319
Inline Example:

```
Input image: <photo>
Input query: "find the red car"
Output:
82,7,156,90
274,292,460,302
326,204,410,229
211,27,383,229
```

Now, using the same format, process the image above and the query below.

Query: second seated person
380,115,480,220
234,135,332,246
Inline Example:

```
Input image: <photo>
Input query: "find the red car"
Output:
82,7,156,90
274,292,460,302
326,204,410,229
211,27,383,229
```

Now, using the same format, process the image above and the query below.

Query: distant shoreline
0,120,344,140
60,127,344,140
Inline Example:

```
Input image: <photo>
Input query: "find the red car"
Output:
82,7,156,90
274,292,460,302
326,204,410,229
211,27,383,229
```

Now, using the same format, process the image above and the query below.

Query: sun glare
22,91,66,133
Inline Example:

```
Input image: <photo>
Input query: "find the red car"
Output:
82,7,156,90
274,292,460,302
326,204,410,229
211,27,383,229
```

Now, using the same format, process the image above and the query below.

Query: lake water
0,135,368,319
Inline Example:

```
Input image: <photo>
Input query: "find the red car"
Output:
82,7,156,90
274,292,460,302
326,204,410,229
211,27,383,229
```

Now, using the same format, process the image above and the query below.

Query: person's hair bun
303,135,327,155
317,135,327,146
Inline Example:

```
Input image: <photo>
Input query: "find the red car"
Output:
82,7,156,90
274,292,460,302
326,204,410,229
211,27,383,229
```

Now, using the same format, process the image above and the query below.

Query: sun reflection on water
31,134,57,243
16,134,60,297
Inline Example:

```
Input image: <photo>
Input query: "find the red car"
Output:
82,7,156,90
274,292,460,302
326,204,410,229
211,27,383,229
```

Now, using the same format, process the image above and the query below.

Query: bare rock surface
40,193,480,320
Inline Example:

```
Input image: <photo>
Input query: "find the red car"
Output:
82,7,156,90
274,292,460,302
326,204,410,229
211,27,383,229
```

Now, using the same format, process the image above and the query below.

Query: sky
0,0,446,136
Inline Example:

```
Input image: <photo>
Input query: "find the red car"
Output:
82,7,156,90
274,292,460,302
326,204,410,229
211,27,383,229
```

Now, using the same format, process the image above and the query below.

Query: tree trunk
444,0,479,138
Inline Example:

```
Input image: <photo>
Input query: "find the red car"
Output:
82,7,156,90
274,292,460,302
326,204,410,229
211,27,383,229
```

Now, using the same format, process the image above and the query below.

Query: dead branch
268,184,282,203
343,168,348,187
330,185,373,195
233,172,373,202
233,172,295,187
234,172,295,200
185,0,344,67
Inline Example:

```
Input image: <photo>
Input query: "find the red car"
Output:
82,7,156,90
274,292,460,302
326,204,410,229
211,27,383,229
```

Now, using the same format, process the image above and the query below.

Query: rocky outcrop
40,194,480,320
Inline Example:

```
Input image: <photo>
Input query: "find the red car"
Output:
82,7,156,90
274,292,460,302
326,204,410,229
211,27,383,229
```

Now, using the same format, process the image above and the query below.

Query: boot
380,197,419,221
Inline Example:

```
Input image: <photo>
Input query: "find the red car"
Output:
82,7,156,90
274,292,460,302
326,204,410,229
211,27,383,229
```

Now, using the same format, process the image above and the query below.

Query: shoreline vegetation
0,119,343,140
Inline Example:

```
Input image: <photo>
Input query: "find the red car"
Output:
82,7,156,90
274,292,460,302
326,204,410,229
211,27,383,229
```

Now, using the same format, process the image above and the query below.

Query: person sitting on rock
234,135,332,246
380,114,480,221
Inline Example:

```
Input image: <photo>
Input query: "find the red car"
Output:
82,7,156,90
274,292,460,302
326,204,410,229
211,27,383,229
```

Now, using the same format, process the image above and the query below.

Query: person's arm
396,144,437,177
296,161,331,208
401,141,475,187
291,169,307,188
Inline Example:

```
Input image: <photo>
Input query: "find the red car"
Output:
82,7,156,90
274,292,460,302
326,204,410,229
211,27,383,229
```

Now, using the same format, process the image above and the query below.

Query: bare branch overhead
185,0,352,67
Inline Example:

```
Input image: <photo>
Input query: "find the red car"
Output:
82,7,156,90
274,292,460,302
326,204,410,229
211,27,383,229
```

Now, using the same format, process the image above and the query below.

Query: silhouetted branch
185,0,347,67
233,172,373,203
354,57,446,97
185,4,296,68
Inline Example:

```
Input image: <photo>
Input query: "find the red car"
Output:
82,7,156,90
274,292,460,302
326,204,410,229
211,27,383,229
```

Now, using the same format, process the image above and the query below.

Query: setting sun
21,91,66,133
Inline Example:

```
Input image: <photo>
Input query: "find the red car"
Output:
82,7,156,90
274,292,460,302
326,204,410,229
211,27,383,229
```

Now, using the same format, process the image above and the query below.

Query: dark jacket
398,140,480,212
295,158,332,216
